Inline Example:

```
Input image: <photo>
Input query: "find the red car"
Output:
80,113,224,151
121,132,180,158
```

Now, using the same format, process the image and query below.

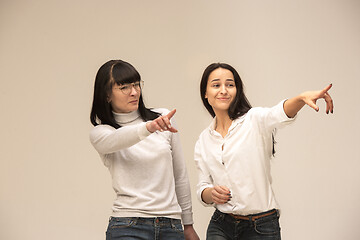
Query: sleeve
89,122,152,154
256,99,297,133
194,139,215,207
170,117,194,225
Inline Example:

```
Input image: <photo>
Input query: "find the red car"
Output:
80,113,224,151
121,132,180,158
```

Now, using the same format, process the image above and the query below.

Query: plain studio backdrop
1,0,359,239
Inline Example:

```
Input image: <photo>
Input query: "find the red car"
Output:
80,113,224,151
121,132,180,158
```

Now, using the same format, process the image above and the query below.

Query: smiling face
205,68,237,115
108,82,141,113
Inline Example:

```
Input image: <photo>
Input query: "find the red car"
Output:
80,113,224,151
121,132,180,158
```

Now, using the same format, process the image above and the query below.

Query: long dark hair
90,60,160,128
200,62,276,155
200,62,252,119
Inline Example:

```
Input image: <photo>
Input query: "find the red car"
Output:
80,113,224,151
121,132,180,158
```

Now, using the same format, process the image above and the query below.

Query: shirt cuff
137,122,152,140
181,212,194,225
197,185,215,207
278,99,297,122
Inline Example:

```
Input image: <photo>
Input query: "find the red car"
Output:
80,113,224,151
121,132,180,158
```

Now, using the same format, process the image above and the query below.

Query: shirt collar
208,113,247,135
113,110,141,125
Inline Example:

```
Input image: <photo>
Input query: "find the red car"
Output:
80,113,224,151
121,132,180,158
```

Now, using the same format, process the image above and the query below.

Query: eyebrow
210,79,234,82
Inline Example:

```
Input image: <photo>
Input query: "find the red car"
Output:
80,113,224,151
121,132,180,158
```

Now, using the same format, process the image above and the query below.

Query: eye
134,82,141,88
226,83,235,88
120,85,130,90
211,84,220,88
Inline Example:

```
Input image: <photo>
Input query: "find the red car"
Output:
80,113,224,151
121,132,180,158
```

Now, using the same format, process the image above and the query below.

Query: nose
129,85,138,95
219,84,227,94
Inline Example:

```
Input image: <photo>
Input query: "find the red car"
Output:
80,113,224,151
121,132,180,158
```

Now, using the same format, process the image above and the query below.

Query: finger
304,99,319,112
212,189,229,200
212,194,230,204
213,197,229,204
321,83,332,94
218,185,230,194
168,126,178,133
159,116,178,132
155,117,168,131
213,186,231,199
324,92,334,114
166,109,176,120
215,186,231,197
162,116,172,129
152,121,163,132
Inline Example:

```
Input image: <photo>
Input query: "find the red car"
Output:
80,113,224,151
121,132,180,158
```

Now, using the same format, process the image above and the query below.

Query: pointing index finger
166,109,176,119
322,83,332,94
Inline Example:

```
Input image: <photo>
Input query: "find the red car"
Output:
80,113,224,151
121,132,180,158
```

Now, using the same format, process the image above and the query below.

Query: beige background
1,0,359,239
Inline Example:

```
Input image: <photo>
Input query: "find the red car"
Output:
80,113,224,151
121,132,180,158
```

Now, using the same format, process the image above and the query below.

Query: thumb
307,100,319,112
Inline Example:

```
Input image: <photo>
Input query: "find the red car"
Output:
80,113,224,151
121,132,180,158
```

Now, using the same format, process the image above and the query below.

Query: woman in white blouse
194,62,333,240
90,59,199,240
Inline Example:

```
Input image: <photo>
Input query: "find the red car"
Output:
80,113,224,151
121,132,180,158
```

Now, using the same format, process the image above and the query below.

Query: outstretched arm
284,84,334,118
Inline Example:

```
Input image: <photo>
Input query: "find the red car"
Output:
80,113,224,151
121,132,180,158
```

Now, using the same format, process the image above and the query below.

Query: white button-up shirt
194,100,296,215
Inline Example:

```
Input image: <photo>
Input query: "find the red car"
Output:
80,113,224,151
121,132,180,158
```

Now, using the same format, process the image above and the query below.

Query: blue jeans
106,216,185,240
207,209,281,240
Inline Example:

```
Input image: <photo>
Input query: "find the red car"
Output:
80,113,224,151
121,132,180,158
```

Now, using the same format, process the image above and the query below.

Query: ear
107,95,112,103
205,92,208,99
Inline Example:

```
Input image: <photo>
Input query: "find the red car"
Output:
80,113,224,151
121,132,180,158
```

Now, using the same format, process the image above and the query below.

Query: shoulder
89,124,115,138
245,106,271,119
247,106,267,114
197,122,212,141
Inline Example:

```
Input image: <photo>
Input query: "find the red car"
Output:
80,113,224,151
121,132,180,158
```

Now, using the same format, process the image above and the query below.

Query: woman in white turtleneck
89,60,199,240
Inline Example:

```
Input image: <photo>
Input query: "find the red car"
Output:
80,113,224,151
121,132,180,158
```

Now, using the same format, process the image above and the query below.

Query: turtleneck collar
113,110,141,125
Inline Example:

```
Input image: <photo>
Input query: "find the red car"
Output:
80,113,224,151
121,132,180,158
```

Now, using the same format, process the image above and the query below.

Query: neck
113,110,141,125
214,110,232,137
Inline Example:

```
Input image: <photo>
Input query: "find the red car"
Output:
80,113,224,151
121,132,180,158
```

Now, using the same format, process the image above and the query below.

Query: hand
184,225,200,240
211,186,232,205
146,109,178,133
301,84,334,114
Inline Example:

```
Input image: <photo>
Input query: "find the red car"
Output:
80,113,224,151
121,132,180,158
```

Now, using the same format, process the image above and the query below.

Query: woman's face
108,82,141,113
205,68,237,114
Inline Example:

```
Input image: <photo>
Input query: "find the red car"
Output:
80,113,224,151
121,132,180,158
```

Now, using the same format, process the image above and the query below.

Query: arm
284,84,334,118
194,141,231,206
170,117,199,239
90,109,178,154
184,225,200,240
89,123,151,154
171,131,193,225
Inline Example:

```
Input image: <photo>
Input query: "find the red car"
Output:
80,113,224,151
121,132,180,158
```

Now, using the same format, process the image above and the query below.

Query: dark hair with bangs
90,59,160,128
200,62,252,119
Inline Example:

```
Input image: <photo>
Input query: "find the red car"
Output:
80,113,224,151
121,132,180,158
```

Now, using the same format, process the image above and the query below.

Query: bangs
110,62,141,86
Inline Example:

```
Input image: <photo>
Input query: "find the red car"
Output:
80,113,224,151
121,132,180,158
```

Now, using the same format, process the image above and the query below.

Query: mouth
129,100,138,104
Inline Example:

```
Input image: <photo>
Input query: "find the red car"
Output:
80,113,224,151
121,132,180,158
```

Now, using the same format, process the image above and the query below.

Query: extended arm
90,109,178,154
284,84,334,118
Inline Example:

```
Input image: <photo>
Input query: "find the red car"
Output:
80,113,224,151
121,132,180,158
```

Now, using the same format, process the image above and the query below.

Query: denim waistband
109,216,182,226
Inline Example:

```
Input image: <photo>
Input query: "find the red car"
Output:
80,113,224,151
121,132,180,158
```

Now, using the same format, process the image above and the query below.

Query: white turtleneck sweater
89,108,193,225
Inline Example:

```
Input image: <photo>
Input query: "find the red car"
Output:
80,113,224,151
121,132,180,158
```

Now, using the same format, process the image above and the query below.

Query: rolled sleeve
255,99,297,133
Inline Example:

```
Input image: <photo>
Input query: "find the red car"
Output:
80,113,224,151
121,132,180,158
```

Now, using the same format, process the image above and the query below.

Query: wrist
146,122,154,133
